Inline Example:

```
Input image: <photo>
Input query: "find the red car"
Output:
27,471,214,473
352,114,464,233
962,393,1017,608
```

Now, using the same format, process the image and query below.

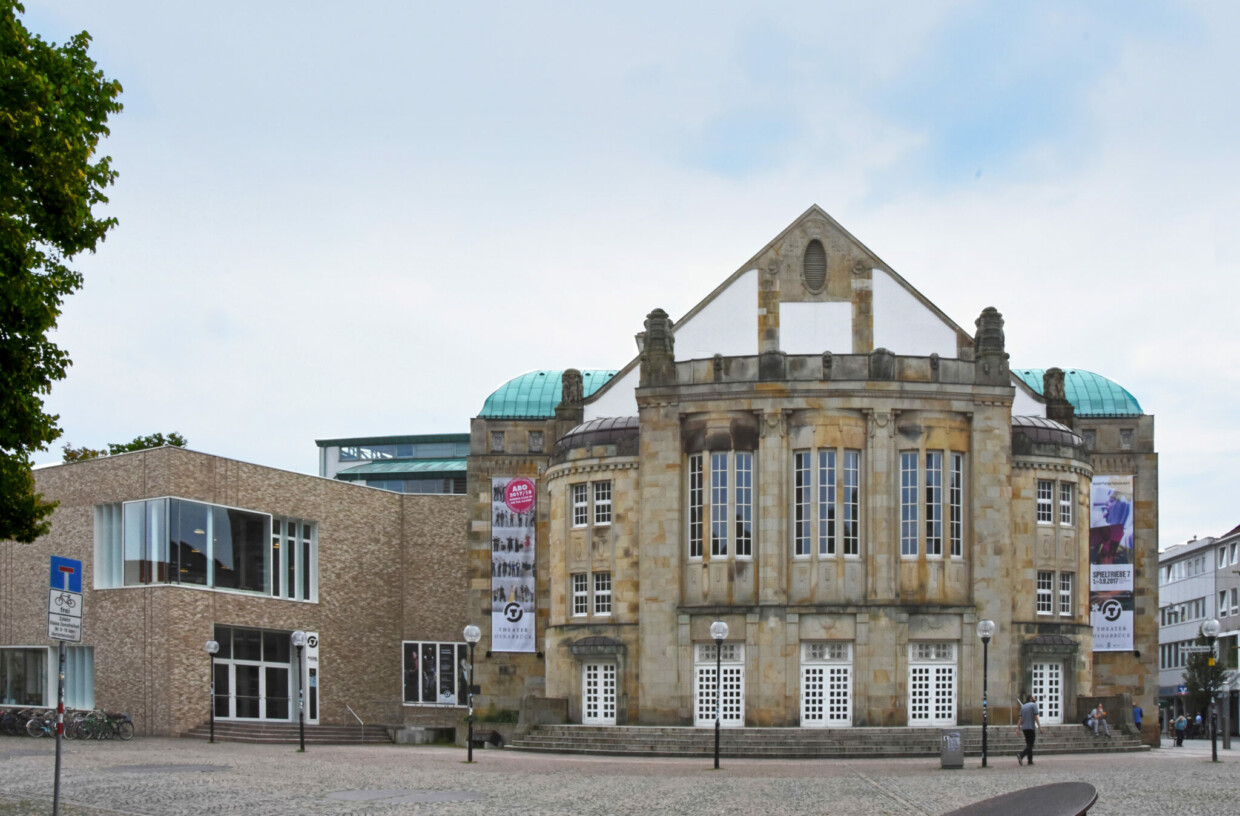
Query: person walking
1174,713,1187,747
1016,693,1043,766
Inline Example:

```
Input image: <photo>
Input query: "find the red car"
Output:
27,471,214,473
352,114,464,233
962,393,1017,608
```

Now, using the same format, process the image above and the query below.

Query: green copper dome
479,370,618,419
1013,369,1143,417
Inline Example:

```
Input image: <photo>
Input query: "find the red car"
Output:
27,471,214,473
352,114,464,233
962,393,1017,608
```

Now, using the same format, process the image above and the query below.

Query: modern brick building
1,446,467,736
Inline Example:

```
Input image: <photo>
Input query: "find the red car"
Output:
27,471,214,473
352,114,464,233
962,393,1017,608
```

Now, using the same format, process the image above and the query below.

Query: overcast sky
24,1,1240,551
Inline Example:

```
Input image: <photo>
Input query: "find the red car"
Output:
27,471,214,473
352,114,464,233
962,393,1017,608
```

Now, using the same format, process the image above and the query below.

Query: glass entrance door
211,625,295,722
582,662,616,725
1031,661,1063,724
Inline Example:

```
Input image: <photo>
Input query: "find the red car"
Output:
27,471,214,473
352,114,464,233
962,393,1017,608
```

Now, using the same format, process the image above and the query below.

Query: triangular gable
586,205,976,415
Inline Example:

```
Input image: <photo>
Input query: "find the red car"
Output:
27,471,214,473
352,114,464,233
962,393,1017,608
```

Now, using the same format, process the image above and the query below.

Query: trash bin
940,730,963,769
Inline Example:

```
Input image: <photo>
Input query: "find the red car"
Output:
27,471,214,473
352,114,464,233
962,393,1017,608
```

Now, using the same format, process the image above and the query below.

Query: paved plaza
0,737,1237,816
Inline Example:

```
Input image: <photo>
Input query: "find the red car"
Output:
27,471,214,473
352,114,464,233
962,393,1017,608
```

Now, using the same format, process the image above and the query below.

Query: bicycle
25,710,55,738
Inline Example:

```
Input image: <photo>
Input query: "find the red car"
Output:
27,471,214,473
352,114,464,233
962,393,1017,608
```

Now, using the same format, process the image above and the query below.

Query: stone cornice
545,459,639,483
1011,460,1093,478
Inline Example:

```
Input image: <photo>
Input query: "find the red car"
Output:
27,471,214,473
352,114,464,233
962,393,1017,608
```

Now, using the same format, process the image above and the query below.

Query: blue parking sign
50,556,83,593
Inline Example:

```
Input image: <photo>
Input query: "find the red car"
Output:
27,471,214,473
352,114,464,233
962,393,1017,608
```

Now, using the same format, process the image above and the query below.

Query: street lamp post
204,640,219,744
710,620,729,770
1201,619,1220,762
291,630,307,753
976,620,995,768
463,625,481,763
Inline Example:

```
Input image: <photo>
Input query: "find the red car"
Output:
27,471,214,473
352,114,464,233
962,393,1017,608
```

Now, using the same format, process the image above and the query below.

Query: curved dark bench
942,782,1097,816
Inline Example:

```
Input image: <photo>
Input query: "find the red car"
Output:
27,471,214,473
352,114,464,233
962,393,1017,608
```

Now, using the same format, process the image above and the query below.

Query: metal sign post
48,556,83,816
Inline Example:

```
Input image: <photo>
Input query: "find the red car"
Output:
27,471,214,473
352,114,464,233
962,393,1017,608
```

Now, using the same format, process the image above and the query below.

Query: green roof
335,459,466,480
1013,369,1143,417
315,433,468,448
479,370,618,419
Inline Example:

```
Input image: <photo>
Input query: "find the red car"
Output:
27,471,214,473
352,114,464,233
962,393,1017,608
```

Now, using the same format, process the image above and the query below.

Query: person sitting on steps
1087,703,1110,737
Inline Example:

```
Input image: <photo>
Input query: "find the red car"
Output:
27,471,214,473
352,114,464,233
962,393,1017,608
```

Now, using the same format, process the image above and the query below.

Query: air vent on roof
803,239,827,291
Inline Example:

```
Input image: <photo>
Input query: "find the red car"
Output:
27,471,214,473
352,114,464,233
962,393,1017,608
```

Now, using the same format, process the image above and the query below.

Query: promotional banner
1089,474,1134,651
491,477,537,652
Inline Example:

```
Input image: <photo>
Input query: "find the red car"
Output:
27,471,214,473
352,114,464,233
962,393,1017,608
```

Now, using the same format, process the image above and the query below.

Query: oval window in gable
803,239,827,292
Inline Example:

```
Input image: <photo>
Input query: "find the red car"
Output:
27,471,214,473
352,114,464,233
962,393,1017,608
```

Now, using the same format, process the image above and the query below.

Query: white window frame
593,571,612,616
1221,591,1229,618
688,454,704,559
1059,572,1073,617
1059,483,1073,525
795,448,861,559
925,452,943,557
949,453,964,557
592,481,612,526
900,452,919,556
692,451,754,561
571,484,588,528
1036,480,1053,524
571,573,588,616
1036,571,1054,615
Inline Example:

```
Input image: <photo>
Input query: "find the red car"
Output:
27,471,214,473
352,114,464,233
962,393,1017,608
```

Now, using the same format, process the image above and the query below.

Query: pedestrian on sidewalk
1174,714,1187,747
1016,694,1043,766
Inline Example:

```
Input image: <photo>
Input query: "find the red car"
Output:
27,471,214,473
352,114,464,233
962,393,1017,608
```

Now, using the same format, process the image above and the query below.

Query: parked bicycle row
0,708,134,740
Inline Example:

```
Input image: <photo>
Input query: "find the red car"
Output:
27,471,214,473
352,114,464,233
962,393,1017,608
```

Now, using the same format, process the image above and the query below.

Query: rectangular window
1221,547,1228,570
1231,587,1239,615
900,452,919,556
99,498,310,598
734,453,753,558
924,452,943,557
490,431,505,452
688,454,703,559
1036,480,1053,524
572,573,588,616
1232,543,1239,565
402,640,468,706
1059,483,1073,525
818,450,836,556
1221,591,1229,617
949,453,963,557
710,452,728,556
1059,572,1073,617
0,647,48,707
593,572,612,616
843,451,860,556
571,484,588,528
593,481,612,526
1036,571,1054,614
794,448,860,558
794,451,812,557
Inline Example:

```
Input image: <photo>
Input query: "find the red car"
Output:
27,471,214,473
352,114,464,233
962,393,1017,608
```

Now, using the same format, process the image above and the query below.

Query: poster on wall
1089,474,1134,651
491,477,537,652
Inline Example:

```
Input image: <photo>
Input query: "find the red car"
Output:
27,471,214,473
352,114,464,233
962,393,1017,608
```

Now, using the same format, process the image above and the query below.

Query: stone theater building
468,206,1158,737
2,206,1157,740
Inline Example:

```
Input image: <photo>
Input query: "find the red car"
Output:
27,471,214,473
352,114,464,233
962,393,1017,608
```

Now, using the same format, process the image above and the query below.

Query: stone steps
507,724,1147,759
182,721,392,744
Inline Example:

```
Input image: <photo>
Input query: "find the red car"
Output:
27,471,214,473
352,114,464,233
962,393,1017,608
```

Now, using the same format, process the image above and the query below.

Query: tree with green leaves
1183,633,1227,719
63,432,187,462
1,2,122,542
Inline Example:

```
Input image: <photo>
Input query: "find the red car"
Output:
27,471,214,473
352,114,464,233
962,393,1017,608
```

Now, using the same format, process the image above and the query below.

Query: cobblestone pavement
1,738,1237,816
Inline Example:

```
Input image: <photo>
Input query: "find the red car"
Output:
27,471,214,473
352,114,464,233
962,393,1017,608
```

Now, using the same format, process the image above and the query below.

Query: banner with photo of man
491,477,537,652
1089,474,1134,651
